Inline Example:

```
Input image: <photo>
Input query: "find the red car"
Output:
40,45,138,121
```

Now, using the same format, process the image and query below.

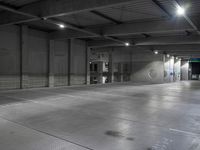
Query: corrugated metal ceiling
58,12,111,27
0,0,40,7
98,0,168,22
58,0,168,27
1,0,200,37
65,0,200,27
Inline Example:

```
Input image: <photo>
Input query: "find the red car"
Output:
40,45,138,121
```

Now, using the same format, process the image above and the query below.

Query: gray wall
131,50,164,83
54,40,69,86
92,47,165,83
27,29,49,88
0,26,20,90
70,39,86,85
0,25,87,90
0,25,183,90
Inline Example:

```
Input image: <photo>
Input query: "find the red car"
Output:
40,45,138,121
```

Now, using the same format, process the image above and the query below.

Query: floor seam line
0,115,95,150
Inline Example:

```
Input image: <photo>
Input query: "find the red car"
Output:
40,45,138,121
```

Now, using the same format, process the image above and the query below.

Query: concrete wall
70,39,86,85
112,48,132,82
54,40,69,86
131,50,164,83
92,47,165,83
0,26,20,90
0,25,183,90
27,29,49,88
0,25,87,90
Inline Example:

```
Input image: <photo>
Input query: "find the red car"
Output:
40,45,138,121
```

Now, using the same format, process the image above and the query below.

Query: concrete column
181,60,189,80
188,62,192,80
120,63,123,82
86,47,91,85
68,39,72,86
20,25,29,89
97,61,103,84
48,40,54,87
108,49,114,83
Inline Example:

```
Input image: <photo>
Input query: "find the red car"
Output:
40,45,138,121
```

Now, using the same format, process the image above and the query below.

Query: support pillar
68,39,72,86
86,47,91,85
48,40,55,87
108,49,114,83
120,64,124,82
20,25,29,89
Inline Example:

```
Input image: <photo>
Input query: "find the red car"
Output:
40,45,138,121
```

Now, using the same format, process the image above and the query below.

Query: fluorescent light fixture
154,50,158,55
125,42,130,47
177,6,185,16
58,24,66,29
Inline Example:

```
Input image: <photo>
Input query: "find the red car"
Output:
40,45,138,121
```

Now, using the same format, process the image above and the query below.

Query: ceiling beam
142,44,200,51
88,39,200,51
88,40,124,48
88,35,200,47
102,19,193,36
49,29,96,40
51,19,194,39
134,35,200,46
0,0,136,26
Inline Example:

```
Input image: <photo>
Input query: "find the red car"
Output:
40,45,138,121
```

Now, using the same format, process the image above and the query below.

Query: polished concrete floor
0,81,200,150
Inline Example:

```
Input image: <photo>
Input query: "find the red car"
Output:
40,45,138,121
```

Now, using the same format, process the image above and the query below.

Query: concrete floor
0,81,200,150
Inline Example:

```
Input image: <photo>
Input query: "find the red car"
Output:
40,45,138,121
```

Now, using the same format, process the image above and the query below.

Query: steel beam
51,19,194,39
102,19,193,36
142,44,200,51
135,35,200,46
88,35,200,47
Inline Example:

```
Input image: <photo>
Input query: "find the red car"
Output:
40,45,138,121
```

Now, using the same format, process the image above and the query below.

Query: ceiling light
125,42,130,47
177,6,185,16
176,57,179,60
154,50,158,55
58,24,66,29
167,54,170,58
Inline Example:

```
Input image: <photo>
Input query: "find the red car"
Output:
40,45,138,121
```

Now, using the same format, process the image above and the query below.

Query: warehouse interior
0,0,200,149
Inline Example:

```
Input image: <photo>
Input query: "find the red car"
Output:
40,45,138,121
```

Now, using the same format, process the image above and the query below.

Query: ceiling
0,0,200,59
